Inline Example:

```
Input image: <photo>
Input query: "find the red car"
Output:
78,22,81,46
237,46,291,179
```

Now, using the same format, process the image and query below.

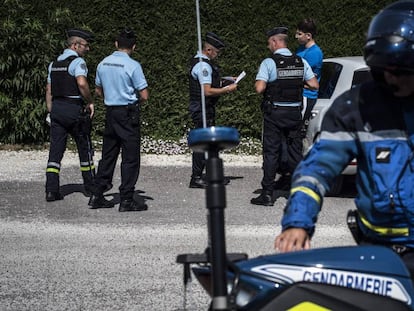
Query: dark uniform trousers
94,105,141,201
189,101,215,178
301,97,317,137
302,97,317,124
46,100,95,193
262,105,303,192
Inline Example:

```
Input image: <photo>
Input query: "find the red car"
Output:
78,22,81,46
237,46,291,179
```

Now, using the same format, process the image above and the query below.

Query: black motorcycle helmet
364,0,414,74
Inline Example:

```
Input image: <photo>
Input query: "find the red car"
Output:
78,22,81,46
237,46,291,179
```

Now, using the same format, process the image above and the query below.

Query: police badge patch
202,68,208,77
80,63,87,70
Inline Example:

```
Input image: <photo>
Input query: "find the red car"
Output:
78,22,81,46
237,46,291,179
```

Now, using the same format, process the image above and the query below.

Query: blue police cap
266,26,289,38
206,32,225,49
66,28,94,42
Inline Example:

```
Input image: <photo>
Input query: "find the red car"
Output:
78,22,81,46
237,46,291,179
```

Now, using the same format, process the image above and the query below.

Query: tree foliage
0,0,396,144
0,0,75,144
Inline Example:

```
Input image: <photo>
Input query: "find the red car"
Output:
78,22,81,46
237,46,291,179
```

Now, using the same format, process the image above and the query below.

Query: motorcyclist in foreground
275,0,414,276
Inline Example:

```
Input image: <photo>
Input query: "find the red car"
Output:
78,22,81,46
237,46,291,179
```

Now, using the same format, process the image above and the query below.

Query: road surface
0,151,356,310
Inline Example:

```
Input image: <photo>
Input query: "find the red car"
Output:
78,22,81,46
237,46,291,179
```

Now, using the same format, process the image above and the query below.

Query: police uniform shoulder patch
80,63,87,70
202,68,209,77
376,147,391,163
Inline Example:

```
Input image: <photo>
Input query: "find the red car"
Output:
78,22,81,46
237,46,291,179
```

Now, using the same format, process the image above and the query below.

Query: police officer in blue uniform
274,1,414,276
274,19,325,192
88,28,149,212
251,27,319,206
45,28,95,202
188,32,238,188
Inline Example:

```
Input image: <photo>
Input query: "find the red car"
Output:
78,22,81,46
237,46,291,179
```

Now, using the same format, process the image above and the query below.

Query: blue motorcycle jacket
282,80,414,247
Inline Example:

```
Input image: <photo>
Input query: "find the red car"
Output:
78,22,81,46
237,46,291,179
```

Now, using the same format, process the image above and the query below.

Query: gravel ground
0,150,261,182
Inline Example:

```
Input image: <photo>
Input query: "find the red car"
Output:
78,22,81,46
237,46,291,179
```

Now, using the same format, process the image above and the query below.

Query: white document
235,71,246,84
222,76,235,82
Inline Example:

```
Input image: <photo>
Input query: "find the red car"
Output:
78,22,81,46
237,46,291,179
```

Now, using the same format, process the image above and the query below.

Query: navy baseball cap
206,32,225,49
266,26,289,37
66,28,94,42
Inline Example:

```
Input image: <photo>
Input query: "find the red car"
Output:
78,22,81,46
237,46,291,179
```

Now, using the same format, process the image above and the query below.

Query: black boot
119,199,148,212
46,191,64,202
189,176,207,189
251,191,274,206
88,195,114,209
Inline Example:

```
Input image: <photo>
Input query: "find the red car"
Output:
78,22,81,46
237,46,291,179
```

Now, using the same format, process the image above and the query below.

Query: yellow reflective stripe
80,165,95,172
290,186,321,205
360,215,409,236
287,301,331,311
46,168,60,174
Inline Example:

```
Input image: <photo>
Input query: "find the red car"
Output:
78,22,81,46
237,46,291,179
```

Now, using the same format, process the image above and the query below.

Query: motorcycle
177,126,414,311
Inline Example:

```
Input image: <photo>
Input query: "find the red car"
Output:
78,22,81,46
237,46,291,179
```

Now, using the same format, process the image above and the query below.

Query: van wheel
327,176,344,196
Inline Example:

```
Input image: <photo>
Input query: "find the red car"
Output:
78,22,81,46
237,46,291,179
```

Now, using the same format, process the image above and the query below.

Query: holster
261,100,273,114
128,102,140,126
77,109,95,161
78,110,92,135
347,209,363,244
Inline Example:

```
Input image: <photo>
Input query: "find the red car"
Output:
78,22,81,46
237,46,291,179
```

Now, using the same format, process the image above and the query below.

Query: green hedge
0,0,395,145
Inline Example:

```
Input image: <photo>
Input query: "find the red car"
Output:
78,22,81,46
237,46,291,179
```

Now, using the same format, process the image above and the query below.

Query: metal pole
195,0,207,128
206,152,229,310
195,1,228,310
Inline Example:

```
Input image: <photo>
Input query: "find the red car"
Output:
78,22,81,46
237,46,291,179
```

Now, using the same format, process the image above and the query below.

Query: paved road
0,155,356,310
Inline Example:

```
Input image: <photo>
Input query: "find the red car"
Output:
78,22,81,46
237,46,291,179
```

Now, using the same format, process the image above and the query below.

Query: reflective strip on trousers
46,162,61,174
80,161,95,172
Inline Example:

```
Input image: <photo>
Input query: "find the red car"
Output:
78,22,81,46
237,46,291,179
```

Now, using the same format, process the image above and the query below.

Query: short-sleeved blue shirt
95,51,148,106
296,44,323,99
256,48,315,83
191,52,213,85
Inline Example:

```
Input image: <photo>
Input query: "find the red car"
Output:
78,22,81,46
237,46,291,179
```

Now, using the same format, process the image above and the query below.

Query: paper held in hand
222,71,246,84
235,71,246,84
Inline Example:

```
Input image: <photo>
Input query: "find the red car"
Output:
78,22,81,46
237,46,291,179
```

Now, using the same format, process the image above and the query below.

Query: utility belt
53,96,84,106
347,209,414,255
262,100,302,114
106,102,139,110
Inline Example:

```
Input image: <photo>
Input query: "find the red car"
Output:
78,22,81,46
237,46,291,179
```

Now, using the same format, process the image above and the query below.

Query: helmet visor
367,11,414,42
